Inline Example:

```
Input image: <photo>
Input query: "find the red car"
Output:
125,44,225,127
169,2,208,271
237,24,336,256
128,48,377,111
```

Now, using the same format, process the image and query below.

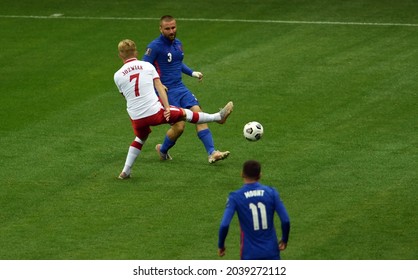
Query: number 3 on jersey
130,73,140,96
249,202,268,230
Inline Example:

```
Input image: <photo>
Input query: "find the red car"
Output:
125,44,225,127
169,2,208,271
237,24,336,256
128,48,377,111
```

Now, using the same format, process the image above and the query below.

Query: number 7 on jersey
130,73,140,96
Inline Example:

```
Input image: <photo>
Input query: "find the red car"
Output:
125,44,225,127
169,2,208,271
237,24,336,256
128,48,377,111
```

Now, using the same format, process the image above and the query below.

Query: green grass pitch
0,0,417,260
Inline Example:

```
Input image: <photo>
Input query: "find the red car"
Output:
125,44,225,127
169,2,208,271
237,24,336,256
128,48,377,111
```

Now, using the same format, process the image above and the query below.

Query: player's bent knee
190,105,202,112
172,119,186,131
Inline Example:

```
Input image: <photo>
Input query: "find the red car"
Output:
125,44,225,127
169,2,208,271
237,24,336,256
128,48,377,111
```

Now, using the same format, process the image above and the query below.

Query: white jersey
114,58,163,120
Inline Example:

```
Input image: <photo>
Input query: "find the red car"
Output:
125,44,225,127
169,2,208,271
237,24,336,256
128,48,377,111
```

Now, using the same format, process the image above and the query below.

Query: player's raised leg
217,101,234,124
155,101,233,162
183,101,234,124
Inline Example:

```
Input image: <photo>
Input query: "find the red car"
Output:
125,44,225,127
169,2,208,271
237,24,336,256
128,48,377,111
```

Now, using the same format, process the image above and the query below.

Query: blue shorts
167,87,200,109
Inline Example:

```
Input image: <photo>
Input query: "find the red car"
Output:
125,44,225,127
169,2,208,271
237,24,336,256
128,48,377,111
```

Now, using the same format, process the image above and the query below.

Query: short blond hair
118,39,137,60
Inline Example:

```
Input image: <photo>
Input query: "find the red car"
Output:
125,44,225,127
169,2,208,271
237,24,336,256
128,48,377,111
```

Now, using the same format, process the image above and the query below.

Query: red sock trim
191,112,200,123
131,141,143,150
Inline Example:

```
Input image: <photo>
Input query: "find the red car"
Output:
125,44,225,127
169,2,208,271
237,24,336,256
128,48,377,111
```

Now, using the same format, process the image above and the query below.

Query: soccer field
0,0,417,260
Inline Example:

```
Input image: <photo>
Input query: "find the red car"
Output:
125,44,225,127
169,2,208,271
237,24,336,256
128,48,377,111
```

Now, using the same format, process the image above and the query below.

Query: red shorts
130,106,184,140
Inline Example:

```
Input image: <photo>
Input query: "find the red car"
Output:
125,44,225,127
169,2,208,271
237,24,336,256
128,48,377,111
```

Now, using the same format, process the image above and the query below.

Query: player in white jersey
114,39,233,179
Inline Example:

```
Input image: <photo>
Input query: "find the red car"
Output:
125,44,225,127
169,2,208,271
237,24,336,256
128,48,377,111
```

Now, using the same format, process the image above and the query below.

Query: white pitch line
178,17,418,27
0,14,417,27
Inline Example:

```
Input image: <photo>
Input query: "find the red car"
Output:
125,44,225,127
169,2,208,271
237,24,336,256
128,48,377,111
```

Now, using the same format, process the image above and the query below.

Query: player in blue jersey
218,160,290,260
142,15,231,164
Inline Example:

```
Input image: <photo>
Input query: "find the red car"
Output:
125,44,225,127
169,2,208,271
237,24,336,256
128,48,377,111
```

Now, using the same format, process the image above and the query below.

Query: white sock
185,109,221,123
122,144,141,174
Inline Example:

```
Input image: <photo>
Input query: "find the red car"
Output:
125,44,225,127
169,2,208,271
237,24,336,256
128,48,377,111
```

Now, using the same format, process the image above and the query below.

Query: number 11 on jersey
249,202,268,230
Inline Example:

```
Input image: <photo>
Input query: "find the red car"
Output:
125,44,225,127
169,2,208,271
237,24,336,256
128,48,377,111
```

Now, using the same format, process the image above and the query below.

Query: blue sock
160,135,176,154
198,129,215,155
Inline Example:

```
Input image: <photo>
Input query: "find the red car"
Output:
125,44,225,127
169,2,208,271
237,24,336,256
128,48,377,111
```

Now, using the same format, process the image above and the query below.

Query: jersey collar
124,58,137,64
160,34,174,45
243,182,262,188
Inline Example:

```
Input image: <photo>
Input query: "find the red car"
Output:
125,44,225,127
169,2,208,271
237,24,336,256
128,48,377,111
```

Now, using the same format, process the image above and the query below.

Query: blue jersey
142,34,193,89
142,35,199,108
218,182,290,260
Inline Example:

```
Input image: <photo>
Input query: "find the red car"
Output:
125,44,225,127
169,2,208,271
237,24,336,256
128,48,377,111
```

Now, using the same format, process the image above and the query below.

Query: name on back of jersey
122,65,143,76
244,190,265,199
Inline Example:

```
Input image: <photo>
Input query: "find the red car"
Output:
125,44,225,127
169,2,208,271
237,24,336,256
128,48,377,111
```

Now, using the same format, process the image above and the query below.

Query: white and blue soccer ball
243,121,264,141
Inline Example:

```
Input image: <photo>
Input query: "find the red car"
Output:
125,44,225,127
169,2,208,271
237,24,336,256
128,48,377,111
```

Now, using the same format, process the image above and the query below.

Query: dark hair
160,15,175,22
242,160,261,180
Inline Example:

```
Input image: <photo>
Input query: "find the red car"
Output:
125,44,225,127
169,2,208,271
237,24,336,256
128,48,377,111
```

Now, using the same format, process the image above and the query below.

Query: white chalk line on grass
0,14,417,27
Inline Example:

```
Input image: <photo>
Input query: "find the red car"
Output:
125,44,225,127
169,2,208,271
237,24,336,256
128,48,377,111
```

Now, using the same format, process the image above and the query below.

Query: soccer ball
243,121,264,141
